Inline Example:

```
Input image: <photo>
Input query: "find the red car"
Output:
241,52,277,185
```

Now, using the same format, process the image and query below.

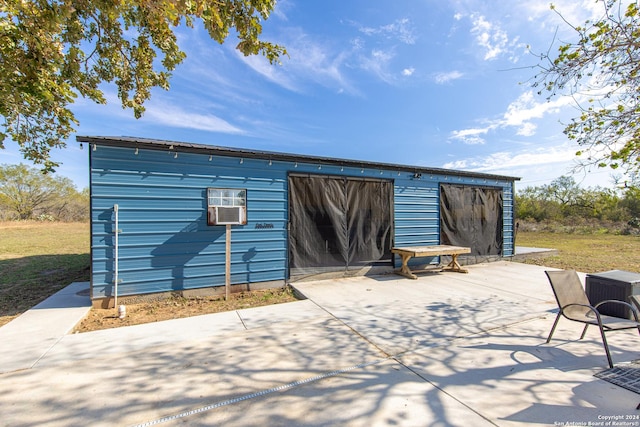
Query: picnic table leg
395,253,418,279
442,254,469,273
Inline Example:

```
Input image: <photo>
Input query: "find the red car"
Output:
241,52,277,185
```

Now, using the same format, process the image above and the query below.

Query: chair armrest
594,299,640,322
595,299,634,309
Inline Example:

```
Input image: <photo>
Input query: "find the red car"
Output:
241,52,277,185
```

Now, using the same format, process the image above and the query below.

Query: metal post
114,204,119,308
225,224,231,301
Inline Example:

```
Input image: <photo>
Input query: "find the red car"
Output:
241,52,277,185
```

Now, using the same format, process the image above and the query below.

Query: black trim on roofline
77,135,521,182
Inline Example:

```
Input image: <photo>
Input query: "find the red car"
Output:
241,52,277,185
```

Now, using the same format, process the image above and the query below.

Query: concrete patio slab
0,281,91,373
292,262,562,356
0,308,385,426
1,261,640,427
398,317,640,426
171,358,497,427
36,299,328,367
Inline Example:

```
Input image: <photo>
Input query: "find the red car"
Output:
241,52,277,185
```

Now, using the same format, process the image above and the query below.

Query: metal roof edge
77,135,521,182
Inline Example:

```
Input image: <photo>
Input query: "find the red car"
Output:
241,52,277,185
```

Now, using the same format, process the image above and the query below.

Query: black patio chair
545,269,640,368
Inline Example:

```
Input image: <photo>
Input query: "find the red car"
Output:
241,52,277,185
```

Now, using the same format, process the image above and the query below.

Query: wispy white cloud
348,18,421,83
237,53,301,92
449,127,490,145
402,67,415,77
443,145,577,173
144,104,244,134
439,142,617,187
474,0,605,61
451,4,535,63
470,14,509,61
517,0,603,31
357,49,397,83
358,18,417,45
235,28,356,94
235,16,422,91
434,70,464,84
271,0,293,21
502,91,571,136
449,90,574,144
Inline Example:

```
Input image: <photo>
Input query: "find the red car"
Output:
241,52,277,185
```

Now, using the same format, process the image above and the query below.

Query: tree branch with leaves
533,0,640,175
0,0,286,172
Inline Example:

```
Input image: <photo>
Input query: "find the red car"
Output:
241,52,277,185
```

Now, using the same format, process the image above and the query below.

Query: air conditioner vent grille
207,206,247,225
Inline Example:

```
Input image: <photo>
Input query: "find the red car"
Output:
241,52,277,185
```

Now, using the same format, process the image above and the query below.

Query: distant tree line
4,164,639,230
0,164,88,221
516,176,640,233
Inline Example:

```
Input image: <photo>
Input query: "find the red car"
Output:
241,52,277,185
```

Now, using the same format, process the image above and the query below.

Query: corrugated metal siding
502,183,515,257
392,176,516,267
91,146,288,298
90,143,517,298
393,183,440,246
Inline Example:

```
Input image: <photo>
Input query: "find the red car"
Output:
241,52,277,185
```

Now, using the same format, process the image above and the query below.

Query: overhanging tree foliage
0,0,286,172
533,0,640,175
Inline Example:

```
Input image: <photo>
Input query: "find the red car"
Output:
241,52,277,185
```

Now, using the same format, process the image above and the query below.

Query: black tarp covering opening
440,184,503,256
289,175,393,275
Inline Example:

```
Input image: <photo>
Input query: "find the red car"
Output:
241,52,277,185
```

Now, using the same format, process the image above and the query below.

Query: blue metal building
80,136,519,307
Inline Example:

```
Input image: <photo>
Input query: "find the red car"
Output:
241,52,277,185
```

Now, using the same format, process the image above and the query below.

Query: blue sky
2,0,627,190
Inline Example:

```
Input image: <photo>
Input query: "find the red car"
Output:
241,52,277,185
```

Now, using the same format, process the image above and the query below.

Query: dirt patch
74,287,300,333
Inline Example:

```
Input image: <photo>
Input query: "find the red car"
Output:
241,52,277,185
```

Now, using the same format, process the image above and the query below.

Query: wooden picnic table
391,245,472,279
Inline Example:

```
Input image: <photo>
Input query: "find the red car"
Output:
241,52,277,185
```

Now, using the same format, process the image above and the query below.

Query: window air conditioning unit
208,206,247,225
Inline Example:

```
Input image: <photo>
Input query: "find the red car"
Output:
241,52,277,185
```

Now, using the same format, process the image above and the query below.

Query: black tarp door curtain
288,177,503,276
439,184,503,256
288,175,393,276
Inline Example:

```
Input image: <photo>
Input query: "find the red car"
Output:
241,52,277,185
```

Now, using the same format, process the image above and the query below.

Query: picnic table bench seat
391,245,472,279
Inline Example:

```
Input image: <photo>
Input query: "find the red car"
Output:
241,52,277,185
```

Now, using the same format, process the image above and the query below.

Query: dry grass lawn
516,231,640,273
0,221,90,327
